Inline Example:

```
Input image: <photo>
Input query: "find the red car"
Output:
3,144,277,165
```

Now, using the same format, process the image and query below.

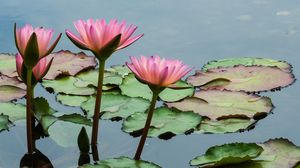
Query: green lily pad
81,94,150,120
120,74,194,102
167,90,273,120
48,120,91,147
0,85,26,102
190,143,263,167
56,94,90,107
106,65,131,77
0,54,17,77
187,65,295,92
122,107,202,139
213,138,300,168
75,69,123,87
0,114,10,132
80,156,161,168
44,50,97,80
202,57,291,72
58,114,92,126
42,76,96,95
197,118,255,134
0,102,26,122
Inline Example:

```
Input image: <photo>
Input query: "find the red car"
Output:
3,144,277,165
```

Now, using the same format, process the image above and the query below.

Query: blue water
0,0,299,167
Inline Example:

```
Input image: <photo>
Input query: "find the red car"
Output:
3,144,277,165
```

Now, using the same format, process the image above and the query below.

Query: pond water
0,0,299,167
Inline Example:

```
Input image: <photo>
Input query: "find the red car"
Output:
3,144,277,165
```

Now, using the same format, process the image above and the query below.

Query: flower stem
26,69,34,154
134,90,159,160
91,60,106,155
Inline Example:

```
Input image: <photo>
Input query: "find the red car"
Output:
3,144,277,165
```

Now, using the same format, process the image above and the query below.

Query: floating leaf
44,50,97,80
120,74,194,102
197,118,255,134
0,115,10,132
187,65,295,92
202,57,292,72
167,90,273,120
42,76,96,95
106,65,131,77
122,107,202,139
58,114,92,126
0,54,17,77
48,120,91,147
0,102,26,122
75,69,123,87
190,143,263,167
80,156,161,168
0,85,26,102
81,94,150,120
56,94,89,107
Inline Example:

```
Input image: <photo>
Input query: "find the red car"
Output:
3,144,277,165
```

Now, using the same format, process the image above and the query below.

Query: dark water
0,0,299,167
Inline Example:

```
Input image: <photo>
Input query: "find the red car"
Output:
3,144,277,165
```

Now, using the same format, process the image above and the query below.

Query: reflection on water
0,0,299,167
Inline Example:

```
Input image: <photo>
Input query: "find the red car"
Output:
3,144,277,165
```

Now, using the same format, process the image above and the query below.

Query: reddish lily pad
167,90,273,120
44,50,97,80
187,65,295,92
0,54,17,77
202,57,292,72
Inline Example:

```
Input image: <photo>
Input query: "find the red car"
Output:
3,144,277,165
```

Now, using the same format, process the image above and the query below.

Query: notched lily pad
0,102,26,122
120,74,194,102
122,107,202,139
44,50,97,80
81,94,150,120
56,94,90,107
80,156,161,168
190,143,263,167
167,90,273,120
188,65,295,92
42,76,96,95
106,65,131,77
0,53,18,77
197,118,256,134
202,57,292,72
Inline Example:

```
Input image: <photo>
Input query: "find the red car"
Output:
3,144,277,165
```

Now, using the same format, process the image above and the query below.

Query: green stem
26,69,34,154
91,60,106,156
134,89,160,160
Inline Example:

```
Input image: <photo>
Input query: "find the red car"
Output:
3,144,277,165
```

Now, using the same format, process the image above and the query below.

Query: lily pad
0,85,26,102
202,57,292,72
122,107,202,139
56,94,90,107
75,69,123,87
167,90,273,120
81,94,150,120
42,76,96,95
106,65,131,77
80,156,161,168
190,143,263,167
120,74,194,102
0,54,17,77
44,50,97,80
187,65,295,92
48,120,91,147
197,118,255,134
0,115,10,132
0,102,26,122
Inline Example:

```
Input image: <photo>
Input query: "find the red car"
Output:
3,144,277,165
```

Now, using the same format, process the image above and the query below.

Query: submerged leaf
167,90,273,120
188,65,295,92
202,57,292,72
81,94,150,120
80,156,161,168
122,107,202,139
44,50,97,80
190,143,263,167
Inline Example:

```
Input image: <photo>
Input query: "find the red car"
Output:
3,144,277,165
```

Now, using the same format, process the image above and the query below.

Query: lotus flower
14,24,61,60
126,55,192,87
16,53,52,82
66,19,143,60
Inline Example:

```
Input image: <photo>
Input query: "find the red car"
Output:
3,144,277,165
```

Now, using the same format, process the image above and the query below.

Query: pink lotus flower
16,53,52,82
126,55,192,87
66,19,143,57
14,24,61,59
